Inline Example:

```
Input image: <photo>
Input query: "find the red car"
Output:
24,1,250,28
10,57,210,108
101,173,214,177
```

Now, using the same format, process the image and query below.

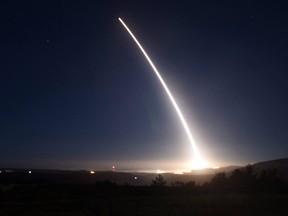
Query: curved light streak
118,18,207,169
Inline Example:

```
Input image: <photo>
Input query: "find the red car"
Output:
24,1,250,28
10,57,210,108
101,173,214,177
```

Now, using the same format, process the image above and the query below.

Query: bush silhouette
171,180,184,186
151,174,166,187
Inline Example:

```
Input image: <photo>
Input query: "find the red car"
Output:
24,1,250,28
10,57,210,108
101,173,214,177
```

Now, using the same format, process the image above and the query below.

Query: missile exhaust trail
118,17,206,169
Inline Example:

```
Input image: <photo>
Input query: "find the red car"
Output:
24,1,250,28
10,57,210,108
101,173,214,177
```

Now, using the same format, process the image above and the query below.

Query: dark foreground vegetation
1,165,288,216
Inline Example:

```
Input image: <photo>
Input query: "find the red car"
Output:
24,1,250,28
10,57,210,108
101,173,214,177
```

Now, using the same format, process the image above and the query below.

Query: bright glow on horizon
174,171,184,175
90,170,95,174
118,17,208,169
157,169,164,174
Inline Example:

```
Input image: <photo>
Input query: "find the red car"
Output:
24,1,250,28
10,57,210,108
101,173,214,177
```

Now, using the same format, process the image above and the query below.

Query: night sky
1,1,288,171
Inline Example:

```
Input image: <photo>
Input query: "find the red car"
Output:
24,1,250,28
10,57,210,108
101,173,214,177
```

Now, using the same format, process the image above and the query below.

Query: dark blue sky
1,0,288,171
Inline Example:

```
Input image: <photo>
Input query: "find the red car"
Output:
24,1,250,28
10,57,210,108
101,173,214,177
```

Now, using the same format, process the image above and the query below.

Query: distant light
134,176,138,180
28,171,32,174
212,166,220,169
112,166,115,172
174,171,184,175
90,171,95,174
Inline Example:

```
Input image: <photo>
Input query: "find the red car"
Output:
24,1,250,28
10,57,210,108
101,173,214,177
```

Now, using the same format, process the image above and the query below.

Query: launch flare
118,17,207,169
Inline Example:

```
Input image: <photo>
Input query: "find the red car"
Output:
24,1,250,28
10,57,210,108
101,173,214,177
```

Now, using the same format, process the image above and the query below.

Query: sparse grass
1,167,288,216
1,184,288,216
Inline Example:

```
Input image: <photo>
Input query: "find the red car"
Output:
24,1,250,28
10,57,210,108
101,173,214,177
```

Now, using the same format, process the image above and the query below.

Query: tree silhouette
230,169,244,182
210,172,228,192
210,172,228,187
229,169,245,192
